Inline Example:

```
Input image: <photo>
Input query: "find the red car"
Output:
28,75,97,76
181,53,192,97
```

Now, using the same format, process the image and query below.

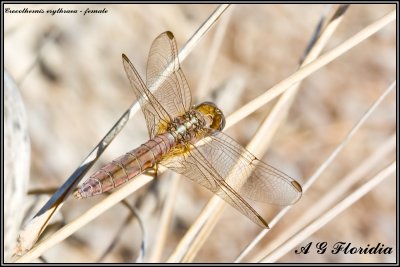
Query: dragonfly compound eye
195,102,226,132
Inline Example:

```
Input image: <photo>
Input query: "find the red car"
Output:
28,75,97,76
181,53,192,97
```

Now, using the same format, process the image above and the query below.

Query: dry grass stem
177,4,230,63
303,81,395,192
234,4,350,261
251,133,395,262
264,80,395,230
148,173,180,262
260,161,396,263
248,4,348,156
242,80,395,263
196,6,233,99
15,174,153,263
226,8,395,129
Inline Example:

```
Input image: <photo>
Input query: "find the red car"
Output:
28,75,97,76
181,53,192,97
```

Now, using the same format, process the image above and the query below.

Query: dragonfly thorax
168,110,204,143
167,102,225,143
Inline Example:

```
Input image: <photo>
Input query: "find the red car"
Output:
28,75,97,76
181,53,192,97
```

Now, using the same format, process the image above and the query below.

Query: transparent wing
160,131,302,228
122,31,192,138
203,132,302,205
161,141,269,228
122,54,172,137
145,31,192,134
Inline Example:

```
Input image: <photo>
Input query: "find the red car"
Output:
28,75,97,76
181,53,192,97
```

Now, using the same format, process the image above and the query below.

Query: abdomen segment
74,133,174,198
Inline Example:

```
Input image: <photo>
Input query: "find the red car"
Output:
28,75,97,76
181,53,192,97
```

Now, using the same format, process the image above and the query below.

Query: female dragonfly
74,31,302,228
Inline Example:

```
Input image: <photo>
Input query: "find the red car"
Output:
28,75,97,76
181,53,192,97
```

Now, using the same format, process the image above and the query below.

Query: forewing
146,31,192,123
160,131,302,226
200,132,302,205
122,54,171,137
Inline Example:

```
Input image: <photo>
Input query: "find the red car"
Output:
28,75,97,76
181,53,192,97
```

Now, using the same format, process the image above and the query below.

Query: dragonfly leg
143,163,158,179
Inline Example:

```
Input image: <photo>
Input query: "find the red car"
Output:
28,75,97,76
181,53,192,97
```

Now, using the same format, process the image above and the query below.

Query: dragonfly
74,31,302,228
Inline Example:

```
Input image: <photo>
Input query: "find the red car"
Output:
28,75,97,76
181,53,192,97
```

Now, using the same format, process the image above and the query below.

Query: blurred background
4,4,396,263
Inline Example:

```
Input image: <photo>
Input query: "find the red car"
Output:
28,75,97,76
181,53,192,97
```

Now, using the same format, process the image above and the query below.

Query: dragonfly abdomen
74,133,175,199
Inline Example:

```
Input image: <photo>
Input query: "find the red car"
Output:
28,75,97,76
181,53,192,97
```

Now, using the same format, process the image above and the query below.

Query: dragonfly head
195,102,226,132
